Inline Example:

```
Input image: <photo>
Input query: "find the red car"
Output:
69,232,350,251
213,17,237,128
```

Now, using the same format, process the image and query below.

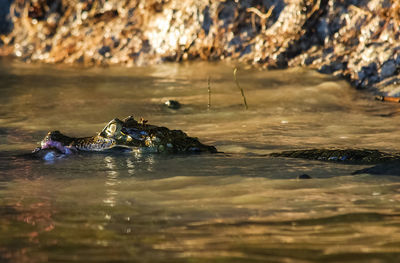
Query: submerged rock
0,0,399,93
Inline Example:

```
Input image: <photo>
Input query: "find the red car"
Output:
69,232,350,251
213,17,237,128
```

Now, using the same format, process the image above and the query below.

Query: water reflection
103,156,120,207
0,178,56,262
1,153,400,262
102,153,156,208
126,158,135,175
131,150,155,172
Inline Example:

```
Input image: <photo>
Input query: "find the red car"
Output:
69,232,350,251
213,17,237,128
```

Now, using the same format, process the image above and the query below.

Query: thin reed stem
233,67,248,110
207,76,211,109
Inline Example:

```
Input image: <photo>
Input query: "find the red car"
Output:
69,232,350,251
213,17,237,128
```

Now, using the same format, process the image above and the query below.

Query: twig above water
207,76,211,110
233,67,248,110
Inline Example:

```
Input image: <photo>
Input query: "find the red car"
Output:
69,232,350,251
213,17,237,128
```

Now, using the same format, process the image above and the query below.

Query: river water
1,58,400,262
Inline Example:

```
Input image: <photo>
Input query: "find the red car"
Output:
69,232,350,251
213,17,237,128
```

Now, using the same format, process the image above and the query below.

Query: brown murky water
1,58,400,262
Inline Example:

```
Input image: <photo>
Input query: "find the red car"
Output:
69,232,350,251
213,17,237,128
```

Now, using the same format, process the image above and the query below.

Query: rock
358,63,378,82
98,46,111,57
380,60,397,79
396,53,400,65
318,61,344,74
0,0,12,34
317,18,329,43
1,0,400,94
297,174,312,179
164,100,181,109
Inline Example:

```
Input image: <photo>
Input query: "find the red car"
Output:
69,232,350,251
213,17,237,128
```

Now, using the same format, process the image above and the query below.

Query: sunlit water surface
1,58,400,262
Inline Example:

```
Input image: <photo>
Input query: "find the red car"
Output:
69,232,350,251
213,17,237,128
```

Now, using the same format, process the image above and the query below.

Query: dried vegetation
0,0,399,94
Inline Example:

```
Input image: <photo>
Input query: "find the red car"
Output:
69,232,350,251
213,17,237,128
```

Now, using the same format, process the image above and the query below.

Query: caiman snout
40,131,76,155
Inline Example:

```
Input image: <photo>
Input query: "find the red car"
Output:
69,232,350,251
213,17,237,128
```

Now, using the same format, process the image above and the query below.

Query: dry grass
0,0,398,91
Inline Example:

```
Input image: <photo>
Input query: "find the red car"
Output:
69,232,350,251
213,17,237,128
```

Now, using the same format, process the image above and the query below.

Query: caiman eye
99,118,123,138
106,122,121,137
109,123,117,133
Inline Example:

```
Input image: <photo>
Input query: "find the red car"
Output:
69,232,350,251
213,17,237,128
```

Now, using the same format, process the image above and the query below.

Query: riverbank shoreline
0,0,399,95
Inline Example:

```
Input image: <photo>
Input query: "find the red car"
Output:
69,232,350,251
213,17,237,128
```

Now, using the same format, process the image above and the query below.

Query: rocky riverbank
0,0,399,95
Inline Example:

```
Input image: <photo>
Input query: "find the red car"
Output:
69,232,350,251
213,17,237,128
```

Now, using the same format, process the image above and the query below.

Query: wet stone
358,63,378,81
380,60,397,79
164,100,181,109
319,61,345,74
297,174,312,179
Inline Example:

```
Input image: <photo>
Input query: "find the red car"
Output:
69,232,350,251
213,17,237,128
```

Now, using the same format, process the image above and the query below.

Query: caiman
270,149,400,175
32,115,217,160
32,115,400,175
269,149,400,165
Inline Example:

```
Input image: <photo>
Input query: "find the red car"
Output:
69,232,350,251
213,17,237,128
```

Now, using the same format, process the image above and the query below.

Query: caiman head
33,129,117,160
33,116,217,159
98,116,217,153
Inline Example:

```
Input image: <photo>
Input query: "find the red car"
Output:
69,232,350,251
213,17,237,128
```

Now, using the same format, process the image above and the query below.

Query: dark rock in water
358,63,378,83
297,174,312,179
164,100,181,109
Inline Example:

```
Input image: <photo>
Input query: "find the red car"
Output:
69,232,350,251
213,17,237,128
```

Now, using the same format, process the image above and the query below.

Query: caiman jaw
40,131,77,154
72,135,116,151
40,131,117,153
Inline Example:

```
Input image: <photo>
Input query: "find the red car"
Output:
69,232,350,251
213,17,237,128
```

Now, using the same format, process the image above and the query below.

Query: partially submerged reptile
270,149,400,165
32,115,400,175
33,115,217,160
270,149,400,175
